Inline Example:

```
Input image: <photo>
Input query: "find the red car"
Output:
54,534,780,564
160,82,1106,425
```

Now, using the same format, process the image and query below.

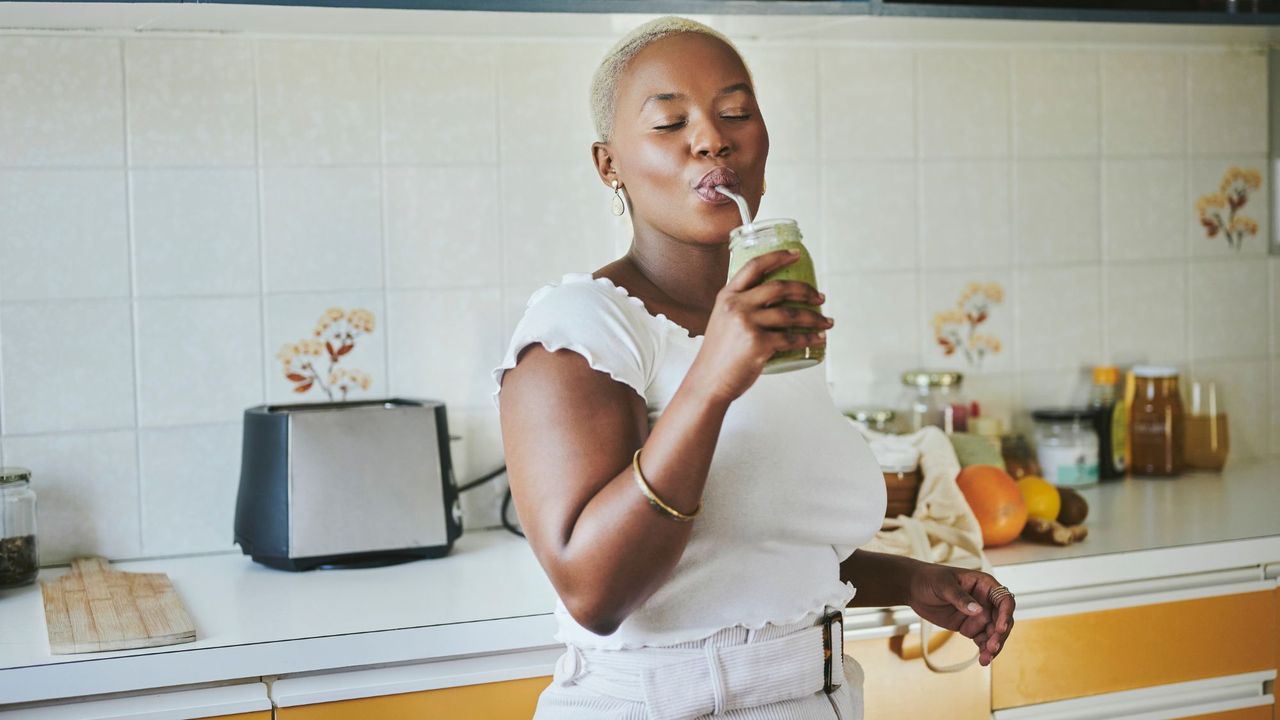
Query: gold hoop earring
611,180,626,216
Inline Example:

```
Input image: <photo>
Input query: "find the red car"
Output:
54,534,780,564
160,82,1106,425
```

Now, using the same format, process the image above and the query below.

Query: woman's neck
625,223,730,315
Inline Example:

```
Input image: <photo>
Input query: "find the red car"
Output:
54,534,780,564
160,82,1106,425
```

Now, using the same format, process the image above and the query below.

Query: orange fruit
1017,476,1061,522
956,465,1028,548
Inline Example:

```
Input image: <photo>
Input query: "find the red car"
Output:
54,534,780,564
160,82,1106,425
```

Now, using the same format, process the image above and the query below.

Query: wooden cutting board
41,557,196,654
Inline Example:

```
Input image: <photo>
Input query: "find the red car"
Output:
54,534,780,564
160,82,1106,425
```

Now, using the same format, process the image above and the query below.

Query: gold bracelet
632,448,701,522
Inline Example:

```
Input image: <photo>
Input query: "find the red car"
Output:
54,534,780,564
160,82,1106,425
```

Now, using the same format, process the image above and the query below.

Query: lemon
1017,476,1061,522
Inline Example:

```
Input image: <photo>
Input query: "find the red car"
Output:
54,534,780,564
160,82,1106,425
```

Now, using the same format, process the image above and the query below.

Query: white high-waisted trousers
533,617,865,720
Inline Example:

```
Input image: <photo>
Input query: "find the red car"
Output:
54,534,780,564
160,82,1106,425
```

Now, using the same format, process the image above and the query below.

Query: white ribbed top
493,273,886,649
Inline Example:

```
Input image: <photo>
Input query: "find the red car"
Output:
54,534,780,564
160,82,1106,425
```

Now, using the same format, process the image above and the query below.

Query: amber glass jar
1129,366,1184,476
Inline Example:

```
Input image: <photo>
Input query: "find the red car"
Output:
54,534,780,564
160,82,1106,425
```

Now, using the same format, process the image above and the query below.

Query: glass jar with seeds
0,467,38,587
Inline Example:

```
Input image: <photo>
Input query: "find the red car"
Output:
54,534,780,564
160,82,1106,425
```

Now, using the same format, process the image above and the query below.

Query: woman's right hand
689,249,833,405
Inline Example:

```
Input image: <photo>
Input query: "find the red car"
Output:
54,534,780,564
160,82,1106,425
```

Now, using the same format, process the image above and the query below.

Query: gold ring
988,585,1013,603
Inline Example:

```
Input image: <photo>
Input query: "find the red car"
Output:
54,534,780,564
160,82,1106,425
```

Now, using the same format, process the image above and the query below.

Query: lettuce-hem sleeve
491,279,652,410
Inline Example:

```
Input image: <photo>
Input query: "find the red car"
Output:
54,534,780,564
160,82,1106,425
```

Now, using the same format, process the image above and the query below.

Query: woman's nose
691,120,731,158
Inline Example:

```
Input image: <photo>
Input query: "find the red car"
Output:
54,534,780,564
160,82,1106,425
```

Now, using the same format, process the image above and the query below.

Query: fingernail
816,331,826,340
787,248,800,255
826,318,835,327
817,293,826,302
967,602,980,613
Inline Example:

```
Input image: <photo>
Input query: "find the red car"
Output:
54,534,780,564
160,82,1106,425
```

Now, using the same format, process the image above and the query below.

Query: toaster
234,398,462,571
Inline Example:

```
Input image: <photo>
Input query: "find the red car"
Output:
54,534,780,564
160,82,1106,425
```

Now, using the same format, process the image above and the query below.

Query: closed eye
653,120,686,131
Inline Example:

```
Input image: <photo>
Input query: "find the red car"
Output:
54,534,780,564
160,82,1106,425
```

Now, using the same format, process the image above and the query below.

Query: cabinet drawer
849,632,990,720
993,588,1276,709
276,675,551,720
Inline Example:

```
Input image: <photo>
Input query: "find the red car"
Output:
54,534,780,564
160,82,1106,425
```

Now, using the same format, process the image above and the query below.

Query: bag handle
898,516,988,674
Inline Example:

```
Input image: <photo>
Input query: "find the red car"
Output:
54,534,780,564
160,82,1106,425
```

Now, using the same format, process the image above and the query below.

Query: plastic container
0,467,38,588
727,219,822,374
900,370,968,433
1031,409,1100,488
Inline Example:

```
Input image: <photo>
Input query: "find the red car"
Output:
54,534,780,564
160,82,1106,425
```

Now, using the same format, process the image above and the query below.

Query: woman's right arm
498,250,831,635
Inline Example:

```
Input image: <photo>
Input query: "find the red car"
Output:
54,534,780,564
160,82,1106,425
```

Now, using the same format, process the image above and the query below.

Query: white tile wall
0,30,1275,562
261,167,384,292
1015,160,1101,266
1101,51,1185,156
0,170,130,301
382,41,499,165
918,49,1010,158
2,431,141,563
819,48,915,160
1012,50,1099,158
0,38,124,166
139,423,241,555
125,39,256,167
135,297,264,427
256,40,380,166
920,161,1012,269
1189,258,1270,360
1187,50,1268,156
131,169,260,297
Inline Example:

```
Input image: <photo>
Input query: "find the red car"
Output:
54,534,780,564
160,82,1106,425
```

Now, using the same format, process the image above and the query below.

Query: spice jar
1031,409,1100,488
0,467,38,588
868,444,921,519
900,370,968,433
1129,366,1184,476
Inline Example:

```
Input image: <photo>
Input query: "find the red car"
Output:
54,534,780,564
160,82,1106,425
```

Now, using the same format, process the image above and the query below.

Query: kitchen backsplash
0,26,1277,563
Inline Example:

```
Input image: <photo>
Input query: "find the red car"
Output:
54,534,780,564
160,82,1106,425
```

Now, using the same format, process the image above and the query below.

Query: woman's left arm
841,549,1016,667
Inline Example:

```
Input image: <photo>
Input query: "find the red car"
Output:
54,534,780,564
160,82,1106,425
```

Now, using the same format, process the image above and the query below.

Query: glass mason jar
1129,365,1184,477
727,219,823,374
1030,409,1100,488
845,407,897,434
0,467,38,588
900,370,968,433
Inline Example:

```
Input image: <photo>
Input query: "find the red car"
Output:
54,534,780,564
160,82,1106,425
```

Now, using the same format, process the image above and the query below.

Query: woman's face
601,32,768,245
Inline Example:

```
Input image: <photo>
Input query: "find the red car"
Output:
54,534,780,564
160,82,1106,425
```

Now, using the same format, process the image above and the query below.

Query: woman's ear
592,142,617,188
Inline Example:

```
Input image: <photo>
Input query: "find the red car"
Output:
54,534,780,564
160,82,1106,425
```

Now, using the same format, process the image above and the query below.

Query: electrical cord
457,465,507,493
455,464,524,538
502,488,525,538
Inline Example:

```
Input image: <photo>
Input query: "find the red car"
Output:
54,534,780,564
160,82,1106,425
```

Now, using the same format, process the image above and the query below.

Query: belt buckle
822,610,843,695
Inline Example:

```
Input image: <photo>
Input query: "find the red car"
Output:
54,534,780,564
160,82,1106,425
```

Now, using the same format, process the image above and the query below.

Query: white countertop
2,459,1279,706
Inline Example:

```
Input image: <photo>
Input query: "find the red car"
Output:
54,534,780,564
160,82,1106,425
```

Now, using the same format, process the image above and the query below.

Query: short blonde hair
589,16,750,143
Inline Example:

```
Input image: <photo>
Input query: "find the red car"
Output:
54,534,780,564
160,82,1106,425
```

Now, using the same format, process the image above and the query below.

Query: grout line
1096,49,1109,366
1183,51,1195,372
913,49,929,374
378,40,392,398
252,39,271,408
118,38,147,556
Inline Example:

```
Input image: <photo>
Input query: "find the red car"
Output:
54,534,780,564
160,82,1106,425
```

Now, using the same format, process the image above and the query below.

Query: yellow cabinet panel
992,590,1277,710
204,714,272,720
1178,706,1272,720
277,676,551,720
849,632,990,720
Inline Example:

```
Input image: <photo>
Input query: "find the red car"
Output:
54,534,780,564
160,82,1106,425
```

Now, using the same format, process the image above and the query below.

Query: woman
494,17,1015,719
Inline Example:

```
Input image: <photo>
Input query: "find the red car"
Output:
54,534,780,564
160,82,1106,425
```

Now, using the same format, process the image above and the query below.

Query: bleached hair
590,16,750,143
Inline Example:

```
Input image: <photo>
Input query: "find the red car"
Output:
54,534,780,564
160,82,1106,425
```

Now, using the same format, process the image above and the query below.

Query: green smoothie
727,218,823,374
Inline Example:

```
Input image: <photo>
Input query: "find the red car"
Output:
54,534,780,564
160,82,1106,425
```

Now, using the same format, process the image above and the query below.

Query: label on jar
1037,445,1100,487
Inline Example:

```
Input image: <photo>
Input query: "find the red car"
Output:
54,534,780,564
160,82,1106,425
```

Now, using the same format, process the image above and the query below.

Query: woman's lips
694,166,741,204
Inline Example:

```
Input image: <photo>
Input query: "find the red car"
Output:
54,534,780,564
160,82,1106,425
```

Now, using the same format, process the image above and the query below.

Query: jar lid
845,407,896,424
0,467,32,485
728,218,801,247
901,370,963,387
1030,407,1095,423
1132,365,1179,378
1092,365,1119,385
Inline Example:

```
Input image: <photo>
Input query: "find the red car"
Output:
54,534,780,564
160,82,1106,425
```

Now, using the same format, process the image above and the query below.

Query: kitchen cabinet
845,620,991,719
991,568,1277,712
275,675,550,720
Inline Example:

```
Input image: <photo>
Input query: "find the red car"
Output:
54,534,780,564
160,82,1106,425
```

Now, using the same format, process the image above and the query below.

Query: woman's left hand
905,562,1015,667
